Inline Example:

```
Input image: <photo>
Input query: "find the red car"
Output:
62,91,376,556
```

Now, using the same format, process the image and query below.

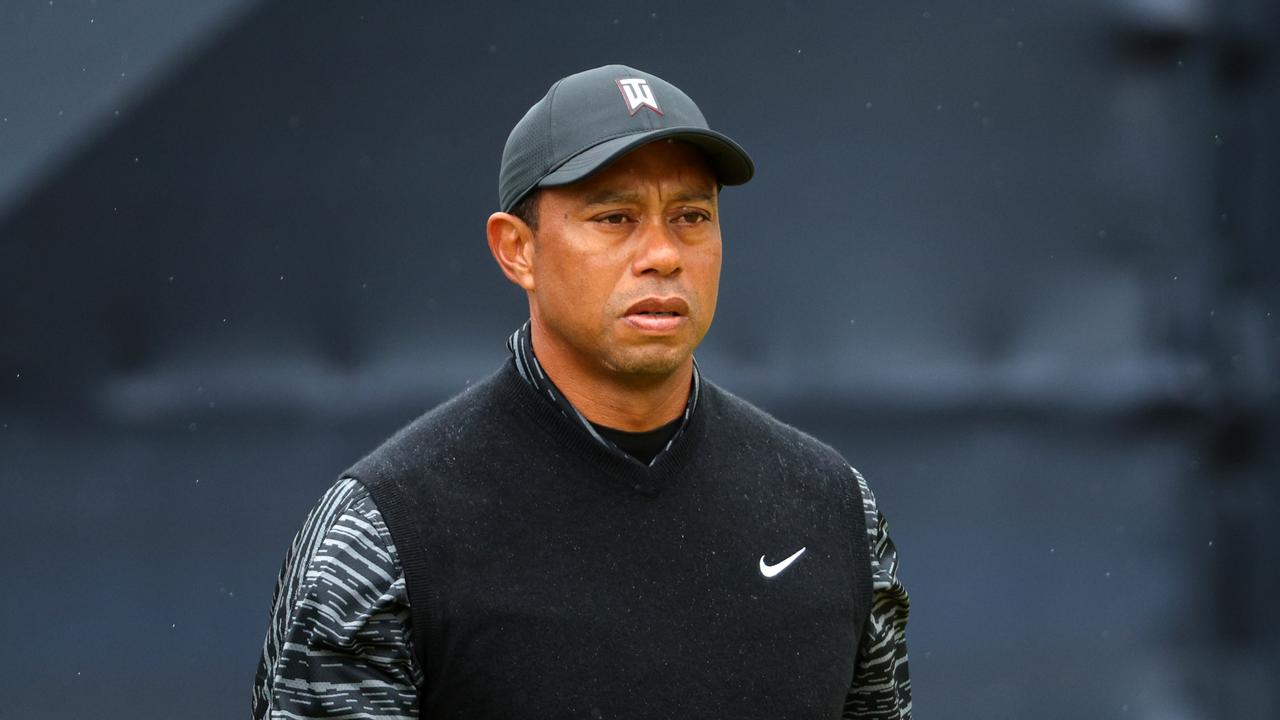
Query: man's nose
631,219,681,276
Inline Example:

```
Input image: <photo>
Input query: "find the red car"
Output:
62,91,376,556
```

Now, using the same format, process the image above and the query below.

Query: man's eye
676,211,708,224
599,213,630,224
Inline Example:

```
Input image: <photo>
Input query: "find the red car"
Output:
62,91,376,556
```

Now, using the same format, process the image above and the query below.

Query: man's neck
529,323,692,433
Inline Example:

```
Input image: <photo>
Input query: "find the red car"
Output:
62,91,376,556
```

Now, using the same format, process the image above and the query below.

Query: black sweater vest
345,361,872,719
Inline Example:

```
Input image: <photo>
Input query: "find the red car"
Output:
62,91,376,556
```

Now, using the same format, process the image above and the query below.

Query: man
253,65,910,719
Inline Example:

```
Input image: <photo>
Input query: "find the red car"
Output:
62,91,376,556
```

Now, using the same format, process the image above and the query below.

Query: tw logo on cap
616,78,663,116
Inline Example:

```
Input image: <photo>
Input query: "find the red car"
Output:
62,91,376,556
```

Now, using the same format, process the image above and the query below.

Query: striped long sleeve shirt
253,326,911,718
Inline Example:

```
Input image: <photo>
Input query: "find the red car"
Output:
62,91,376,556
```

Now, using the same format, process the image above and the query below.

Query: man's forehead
580,186,716,207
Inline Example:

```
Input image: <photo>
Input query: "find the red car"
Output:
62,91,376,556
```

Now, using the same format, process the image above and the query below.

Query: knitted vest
346,361,872,719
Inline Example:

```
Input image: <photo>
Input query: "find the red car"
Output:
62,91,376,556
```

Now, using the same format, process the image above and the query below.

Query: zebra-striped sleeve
252,477,420,719
844,468,912,719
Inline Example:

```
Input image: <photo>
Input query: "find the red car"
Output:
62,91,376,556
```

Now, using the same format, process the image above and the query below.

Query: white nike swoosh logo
758,547,806,578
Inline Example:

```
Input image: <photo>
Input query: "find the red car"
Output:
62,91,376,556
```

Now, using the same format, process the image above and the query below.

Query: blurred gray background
1,1,1277,718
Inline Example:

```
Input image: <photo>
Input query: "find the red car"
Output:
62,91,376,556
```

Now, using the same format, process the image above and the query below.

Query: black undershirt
589,417,683,466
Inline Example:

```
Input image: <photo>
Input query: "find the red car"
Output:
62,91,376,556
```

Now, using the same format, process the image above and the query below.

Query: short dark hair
509,189,540,232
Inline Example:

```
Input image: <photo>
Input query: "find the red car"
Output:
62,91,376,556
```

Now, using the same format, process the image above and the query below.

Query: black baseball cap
498,64,754,212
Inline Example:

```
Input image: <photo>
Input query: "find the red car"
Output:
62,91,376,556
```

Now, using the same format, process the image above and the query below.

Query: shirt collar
506,320,700,467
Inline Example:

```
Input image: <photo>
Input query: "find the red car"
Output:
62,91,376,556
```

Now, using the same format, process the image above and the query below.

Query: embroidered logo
758,547,806,578
616,78,663,116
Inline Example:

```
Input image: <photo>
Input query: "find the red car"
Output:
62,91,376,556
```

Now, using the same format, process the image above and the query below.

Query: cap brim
537,127,754,191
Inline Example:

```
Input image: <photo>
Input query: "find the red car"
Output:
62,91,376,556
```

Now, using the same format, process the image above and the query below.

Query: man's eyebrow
669,188,716,204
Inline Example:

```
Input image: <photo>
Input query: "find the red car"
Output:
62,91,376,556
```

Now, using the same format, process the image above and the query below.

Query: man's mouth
623,297,690,332
624,297,690,315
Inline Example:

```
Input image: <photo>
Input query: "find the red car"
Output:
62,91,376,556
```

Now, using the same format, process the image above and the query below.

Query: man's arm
252,477,421,719
844,468,912,719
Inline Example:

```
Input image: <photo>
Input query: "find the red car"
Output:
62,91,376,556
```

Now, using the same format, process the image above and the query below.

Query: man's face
527,139,721,381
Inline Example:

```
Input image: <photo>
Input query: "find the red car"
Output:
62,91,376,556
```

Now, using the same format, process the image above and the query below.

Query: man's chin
603,346,693,379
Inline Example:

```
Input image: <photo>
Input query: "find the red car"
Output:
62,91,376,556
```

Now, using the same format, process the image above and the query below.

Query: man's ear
486,212,536,291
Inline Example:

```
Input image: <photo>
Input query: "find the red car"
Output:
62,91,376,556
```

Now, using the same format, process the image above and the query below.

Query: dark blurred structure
1,1,1276,718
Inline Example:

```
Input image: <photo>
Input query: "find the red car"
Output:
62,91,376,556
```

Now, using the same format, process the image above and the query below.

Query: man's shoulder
343,364,514,485
700,378,850,471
